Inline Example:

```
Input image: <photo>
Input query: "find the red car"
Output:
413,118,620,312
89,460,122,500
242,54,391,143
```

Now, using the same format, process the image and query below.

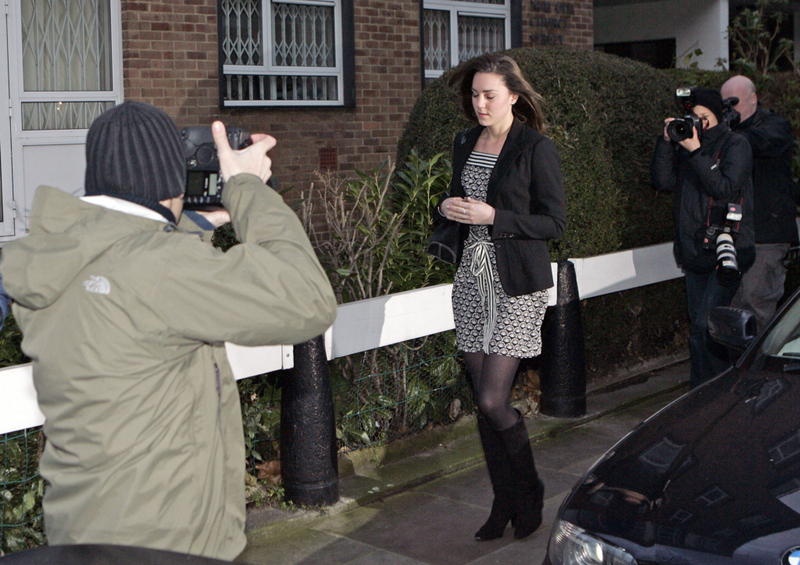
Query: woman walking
436,53,566,540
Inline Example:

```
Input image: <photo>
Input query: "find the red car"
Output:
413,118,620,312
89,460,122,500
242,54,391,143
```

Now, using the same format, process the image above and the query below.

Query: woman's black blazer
439,119,566,297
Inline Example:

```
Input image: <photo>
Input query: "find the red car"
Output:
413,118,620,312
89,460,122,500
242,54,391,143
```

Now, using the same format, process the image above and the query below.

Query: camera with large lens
722,96,741,128
701,203,743,287
666,86,702,143
181,125,252,210
665,86,703,143
667,115,704,143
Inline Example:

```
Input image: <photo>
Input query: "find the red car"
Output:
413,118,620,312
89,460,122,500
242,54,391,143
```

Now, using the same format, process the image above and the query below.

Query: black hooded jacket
733,106,798,245
652,123,755,274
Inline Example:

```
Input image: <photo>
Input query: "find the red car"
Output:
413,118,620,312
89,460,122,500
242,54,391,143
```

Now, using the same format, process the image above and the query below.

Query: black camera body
181,126,251,210
701,202,743,287
667,86,742,142
667,115,704,143
722,96,741,128
667,86,701,143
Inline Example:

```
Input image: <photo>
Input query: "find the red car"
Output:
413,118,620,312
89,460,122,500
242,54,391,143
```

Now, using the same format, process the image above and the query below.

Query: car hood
559,368,800,564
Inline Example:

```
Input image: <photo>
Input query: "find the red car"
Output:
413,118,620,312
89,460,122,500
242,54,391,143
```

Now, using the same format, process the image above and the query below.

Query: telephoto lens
715,232,740,287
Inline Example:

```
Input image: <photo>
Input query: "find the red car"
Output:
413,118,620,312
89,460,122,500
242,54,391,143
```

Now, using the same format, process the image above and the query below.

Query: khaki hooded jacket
0,174,337,559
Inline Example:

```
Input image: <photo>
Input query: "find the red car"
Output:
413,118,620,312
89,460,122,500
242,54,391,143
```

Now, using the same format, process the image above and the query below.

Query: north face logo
83,275,110,295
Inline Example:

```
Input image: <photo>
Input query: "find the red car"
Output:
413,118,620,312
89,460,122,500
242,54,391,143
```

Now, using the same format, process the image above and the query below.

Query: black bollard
540,260,587,417
280,334,339,506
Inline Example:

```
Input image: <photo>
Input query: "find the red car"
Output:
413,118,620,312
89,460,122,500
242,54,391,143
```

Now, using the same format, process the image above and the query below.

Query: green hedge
397,48,800,376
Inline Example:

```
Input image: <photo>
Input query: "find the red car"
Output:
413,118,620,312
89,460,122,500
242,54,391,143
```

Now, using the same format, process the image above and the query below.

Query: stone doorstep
244,352,690,545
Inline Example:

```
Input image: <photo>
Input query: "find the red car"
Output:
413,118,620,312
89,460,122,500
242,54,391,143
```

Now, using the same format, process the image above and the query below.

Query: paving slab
238,359,690,565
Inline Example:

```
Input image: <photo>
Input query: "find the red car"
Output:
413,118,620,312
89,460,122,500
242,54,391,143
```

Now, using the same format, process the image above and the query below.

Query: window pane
458,15,503,63
21,101,114,130
272,3,335,67
225,74,338,102
424,9,450,71
21,0,112,92
221,0,262,66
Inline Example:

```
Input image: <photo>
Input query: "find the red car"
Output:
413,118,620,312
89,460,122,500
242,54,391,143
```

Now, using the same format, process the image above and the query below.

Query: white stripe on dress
466,151,499,169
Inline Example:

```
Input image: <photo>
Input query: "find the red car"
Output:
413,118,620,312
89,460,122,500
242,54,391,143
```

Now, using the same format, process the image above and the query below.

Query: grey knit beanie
84,101,186,202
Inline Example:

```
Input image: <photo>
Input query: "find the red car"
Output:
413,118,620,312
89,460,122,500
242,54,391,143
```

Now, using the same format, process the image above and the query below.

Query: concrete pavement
237,358,691,565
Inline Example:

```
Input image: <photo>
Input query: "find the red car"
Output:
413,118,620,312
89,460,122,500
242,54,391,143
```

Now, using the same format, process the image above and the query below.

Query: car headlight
548,520,637,565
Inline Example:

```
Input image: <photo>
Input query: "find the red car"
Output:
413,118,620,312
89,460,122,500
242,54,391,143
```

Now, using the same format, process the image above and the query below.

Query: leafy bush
399,47,680,256
0,314,42,556
300,153,473,449
1,430,44,555
398,48,698,375
398,50,800,375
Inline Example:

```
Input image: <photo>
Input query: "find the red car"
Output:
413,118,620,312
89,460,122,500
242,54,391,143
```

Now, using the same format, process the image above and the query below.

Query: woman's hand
662,118,674,142
440,196,495,225
663,117,701,152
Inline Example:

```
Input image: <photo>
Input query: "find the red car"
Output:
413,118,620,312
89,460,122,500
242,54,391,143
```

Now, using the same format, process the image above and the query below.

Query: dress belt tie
467,238,496,354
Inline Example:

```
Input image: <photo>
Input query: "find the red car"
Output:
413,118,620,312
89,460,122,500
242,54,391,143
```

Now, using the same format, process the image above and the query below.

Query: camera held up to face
182,126,252,210
665,86,741,143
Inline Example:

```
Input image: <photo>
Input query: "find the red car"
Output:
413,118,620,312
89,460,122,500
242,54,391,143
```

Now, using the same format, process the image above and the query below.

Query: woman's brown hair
448,53,547,133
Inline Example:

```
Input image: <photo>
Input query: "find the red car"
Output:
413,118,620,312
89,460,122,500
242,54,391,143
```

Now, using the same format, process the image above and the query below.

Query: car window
755,299,800,367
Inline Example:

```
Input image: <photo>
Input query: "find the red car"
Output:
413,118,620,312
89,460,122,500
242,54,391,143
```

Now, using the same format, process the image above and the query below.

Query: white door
2,0,123,242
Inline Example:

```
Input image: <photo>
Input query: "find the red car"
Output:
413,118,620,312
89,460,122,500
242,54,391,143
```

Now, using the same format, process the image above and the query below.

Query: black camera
667,115,704,143
722,96,741,128
701,202,743,287
666,86,703,143
181,126,251,210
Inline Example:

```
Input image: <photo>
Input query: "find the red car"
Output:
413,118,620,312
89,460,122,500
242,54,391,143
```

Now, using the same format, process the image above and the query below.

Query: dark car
544,288,800,565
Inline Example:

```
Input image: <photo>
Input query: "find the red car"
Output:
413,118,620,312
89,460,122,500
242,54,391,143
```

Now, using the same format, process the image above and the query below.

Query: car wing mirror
708,306,758,352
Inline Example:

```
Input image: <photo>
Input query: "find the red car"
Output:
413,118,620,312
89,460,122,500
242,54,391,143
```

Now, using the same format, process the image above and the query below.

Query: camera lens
667,119,692,143
715,232,740,287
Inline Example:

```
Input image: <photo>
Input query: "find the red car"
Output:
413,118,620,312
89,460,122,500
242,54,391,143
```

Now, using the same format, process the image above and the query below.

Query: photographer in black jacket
721,75,798,331
652,87,755,387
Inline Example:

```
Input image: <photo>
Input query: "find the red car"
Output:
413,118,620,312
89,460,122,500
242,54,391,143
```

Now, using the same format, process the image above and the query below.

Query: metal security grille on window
458,16,503,62
22,101,114,131
422,1,508,77
424,10,450,71
20,0,113,130
221,0,262,66
226,74,338,102
222,0,341,104
273,3,334,67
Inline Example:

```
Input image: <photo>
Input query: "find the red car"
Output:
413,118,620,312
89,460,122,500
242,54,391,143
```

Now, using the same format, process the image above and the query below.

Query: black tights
463,351,520,430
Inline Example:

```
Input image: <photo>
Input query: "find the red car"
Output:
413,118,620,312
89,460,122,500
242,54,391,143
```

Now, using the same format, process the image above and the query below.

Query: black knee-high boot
474,413,516,541
497,411,544,540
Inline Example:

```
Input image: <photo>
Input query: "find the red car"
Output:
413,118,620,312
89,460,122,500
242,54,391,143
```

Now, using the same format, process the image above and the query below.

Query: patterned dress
452,151,549,358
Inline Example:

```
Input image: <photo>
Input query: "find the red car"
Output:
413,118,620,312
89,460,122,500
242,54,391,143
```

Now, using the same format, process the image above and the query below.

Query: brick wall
122,0,592,201
122,0,422,203
522,0,593,50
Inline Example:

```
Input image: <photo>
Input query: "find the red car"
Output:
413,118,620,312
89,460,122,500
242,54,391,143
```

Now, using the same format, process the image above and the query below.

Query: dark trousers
684,270,739,388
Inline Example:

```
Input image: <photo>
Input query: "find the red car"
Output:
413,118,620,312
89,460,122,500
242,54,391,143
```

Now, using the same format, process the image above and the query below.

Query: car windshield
753,296,800,369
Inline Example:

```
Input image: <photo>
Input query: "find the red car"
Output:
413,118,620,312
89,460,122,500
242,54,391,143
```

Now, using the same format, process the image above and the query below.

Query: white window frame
8,0,123,139
423,0,511,80
2,0,123,240
221,0,346,107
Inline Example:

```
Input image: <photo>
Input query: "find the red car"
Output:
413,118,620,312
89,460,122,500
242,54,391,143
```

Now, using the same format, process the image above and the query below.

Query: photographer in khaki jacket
0,102,337,560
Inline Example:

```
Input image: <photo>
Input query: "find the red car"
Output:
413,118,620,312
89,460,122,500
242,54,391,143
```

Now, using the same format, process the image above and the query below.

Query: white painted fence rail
0,242,683,436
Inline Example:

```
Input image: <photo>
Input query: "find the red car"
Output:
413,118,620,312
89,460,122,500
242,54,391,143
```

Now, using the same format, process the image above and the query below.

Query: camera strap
705,196,742,232
704,145,742,231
